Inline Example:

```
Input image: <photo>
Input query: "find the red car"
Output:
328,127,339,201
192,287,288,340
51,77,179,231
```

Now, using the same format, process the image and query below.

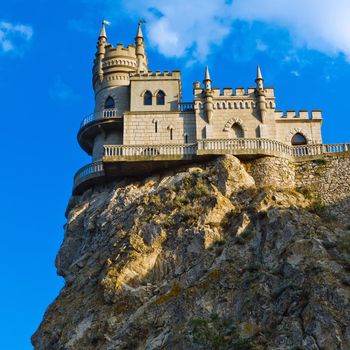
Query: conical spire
204,65,211,81
135,21,147,73
136,22,143,39
99,21,107,39
255,65,264,90
256,65,263,81
203,65,212,91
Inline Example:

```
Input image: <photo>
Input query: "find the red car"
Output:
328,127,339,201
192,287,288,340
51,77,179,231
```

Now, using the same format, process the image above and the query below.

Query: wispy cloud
0,21,33,54
290,70,300,78
49,76,80,103
232,0,350,61
114,0,350,63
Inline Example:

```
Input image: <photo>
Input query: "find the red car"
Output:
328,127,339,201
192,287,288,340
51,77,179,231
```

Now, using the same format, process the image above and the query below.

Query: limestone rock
214,155,255,196
32,155,350,350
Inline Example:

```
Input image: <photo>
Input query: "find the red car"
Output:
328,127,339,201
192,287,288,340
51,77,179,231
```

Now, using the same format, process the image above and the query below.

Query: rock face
32,155,350,350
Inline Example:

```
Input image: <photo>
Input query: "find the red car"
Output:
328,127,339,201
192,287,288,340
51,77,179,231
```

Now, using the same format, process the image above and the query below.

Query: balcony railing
73,161,104,189
197,138,292,155
104,139,350,161
73,140,350,193
178,102,194,112
80,108,121,129
291,143,350,157
104,144,198,158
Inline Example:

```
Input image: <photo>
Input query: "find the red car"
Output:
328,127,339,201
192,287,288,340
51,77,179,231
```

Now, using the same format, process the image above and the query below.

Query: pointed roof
99,22,107,39
136,22,144,38
256,65,263,81
204,65,211,81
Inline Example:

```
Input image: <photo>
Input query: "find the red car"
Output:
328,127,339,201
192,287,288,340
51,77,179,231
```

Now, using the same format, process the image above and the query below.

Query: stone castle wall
123,113,197,145
244,157,295,189
295,155,350,205
243,154,350,206
94,86,130,114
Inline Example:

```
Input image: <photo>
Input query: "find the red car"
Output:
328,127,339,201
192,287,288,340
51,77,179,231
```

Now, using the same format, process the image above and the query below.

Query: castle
73,22,348,195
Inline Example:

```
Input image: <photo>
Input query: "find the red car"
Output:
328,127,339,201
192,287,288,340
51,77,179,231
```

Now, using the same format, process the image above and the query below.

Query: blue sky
1,1,349,349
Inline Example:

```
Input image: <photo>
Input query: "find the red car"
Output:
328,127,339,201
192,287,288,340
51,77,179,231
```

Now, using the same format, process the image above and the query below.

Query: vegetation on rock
32,155,350,350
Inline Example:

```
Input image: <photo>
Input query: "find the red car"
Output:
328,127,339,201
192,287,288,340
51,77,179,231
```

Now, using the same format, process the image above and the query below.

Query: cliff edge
32,155,350,350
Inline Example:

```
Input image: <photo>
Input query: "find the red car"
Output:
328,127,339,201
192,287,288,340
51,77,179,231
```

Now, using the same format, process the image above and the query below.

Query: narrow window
155,121,158,133
144,91,152,105
231,124,244,138
156,90,165,105
170,129,173,140
105,96,115,109
185,134,188,143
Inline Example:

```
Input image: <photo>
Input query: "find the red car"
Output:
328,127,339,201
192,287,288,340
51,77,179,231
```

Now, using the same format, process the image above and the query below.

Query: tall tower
203,66,213,124
78,22,149,170
96,22,107,82
255,65,267,122
92,22,149,113
135,22,148,73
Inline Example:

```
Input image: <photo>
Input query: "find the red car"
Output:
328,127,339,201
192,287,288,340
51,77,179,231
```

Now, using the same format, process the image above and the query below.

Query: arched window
105,96,115,109
144,91,152,105
231,123,244,138
291,133,307,146
156,90,165,105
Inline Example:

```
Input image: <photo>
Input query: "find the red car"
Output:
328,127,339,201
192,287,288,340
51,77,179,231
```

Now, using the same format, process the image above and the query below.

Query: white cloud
117,0,350,62
290,70,300,77
122,0,232,61
0,21,33,54
232,0,350,61
256,39,268,52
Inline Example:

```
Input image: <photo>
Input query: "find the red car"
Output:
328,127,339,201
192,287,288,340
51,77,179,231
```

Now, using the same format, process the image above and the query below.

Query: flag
103,20,111,26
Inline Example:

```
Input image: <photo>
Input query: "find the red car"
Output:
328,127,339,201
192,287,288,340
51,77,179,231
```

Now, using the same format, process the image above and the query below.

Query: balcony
104,143,197,161
72,140,350,194
178,102,194,112
73,161,105,195
78,108,123,155
79,108,121,129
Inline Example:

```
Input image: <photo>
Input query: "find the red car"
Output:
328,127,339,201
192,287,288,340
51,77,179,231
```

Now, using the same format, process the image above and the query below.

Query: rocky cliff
32,155,350,350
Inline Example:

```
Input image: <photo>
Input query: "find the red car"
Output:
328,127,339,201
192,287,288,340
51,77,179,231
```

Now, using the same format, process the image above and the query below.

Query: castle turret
203,66,213,124
255,65,267,122
135,22,148,73
95,22,107,82
204,65,212,90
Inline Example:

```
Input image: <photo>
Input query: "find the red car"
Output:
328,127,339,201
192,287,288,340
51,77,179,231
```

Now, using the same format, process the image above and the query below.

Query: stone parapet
130,70,181,80
276,110,323,120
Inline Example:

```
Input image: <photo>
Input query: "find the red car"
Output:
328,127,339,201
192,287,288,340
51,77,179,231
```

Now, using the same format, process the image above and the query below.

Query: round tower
78,22,149,162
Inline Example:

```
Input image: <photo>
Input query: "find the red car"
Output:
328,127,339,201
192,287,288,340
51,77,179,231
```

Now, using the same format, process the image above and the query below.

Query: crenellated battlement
104,43,137,58
275,110,323,120
130,70,181,79
195,99,276,111
193,85,275,98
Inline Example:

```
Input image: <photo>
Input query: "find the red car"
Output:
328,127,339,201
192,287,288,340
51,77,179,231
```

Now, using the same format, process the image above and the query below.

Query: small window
105,96,115,109
170,129,173,140
231,123,244,138
144,91,152,105
184,134,188,143
156,90,165,105
291,133,307,146
155,121,158,133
